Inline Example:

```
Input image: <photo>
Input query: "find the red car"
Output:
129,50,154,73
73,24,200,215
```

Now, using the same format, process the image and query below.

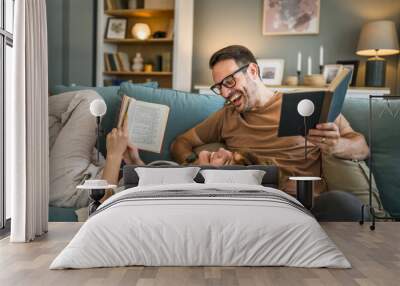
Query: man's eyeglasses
210,64,250,95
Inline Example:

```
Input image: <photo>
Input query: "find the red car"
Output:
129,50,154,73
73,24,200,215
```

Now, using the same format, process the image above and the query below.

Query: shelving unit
100,2,176,87
103,71,172,76
96,0,194,91
105,9,174,18
104,38,173,44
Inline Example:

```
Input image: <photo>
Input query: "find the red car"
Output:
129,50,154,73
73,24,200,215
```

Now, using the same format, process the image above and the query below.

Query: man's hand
106,120,129,158
307,123,340,155
197,150,212,165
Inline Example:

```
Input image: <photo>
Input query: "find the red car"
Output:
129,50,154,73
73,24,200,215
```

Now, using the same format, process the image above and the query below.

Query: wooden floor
0,222,399,286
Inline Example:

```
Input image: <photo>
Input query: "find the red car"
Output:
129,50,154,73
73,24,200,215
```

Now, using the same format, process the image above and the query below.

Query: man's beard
225,88,250,113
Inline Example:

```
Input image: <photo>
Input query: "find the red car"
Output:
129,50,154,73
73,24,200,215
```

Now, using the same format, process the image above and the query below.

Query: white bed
50,183,351,269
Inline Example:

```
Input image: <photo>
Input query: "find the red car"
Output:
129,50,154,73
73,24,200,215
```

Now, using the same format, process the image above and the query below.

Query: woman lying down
49,90,256,221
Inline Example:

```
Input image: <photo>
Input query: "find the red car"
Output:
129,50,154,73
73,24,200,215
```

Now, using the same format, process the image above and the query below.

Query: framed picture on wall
323,64,343,84
105,18,127,39
262,0,320,35
336,60,359,86
257,59,285,85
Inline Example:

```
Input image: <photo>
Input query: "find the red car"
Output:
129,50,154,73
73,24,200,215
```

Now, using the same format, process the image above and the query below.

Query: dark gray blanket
92,189,311,218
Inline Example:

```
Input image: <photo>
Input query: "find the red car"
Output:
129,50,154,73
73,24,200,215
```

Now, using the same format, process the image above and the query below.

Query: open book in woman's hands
117,95,170,153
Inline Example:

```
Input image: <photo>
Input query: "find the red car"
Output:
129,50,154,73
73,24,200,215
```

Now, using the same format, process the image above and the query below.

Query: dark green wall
192,0,400,93
47,0,95,89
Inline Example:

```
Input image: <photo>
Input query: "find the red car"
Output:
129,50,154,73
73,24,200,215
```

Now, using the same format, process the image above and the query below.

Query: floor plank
0,222,399,286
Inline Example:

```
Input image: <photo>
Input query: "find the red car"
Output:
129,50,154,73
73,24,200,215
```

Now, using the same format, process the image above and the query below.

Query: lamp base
365,57,386,87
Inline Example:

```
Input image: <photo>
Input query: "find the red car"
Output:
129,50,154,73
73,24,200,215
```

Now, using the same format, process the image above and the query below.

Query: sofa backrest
342,97,400,216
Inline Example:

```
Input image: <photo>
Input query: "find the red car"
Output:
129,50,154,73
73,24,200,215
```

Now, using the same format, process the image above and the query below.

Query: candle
307,56,312,75
297,52,302,72
319,45,324,66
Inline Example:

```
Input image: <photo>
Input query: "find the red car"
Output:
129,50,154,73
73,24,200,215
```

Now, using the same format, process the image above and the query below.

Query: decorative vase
131,53,144,72
144,64,153,72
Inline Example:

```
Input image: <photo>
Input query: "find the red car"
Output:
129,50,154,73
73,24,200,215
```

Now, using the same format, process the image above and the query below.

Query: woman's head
197,148,261,166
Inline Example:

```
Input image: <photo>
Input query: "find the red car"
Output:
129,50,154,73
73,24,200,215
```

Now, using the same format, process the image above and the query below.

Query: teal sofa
49,84,400,221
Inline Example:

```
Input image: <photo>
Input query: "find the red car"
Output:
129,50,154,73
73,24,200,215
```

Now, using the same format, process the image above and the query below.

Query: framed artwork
336,60,359,86
323,64,343,84
262,0,320,35
257,59,285,85
105,18,127,39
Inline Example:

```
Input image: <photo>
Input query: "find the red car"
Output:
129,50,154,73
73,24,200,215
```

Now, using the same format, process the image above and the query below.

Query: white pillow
200,169,266,185
135,167,201,186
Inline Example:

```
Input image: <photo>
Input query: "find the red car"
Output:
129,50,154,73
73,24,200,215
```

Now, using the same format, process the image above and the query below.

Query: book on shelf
104,52,130,72
106,0,128,10
154,55,162,72
105,53,118,71
278,68,352,137
116,52,130,72
104,53,111,71
104,79,134,86
161,52,171,72
167,18,174,39
144,0,174,9
113,54,122,71
117,95,170,153
105,0,114,10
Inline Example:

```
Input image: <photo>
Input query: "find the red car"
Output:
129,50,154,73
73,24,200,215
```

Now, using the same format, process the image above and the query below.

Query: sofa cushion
321,154,382,210
342,97,400,216
49,206,77,222
50,82,158,156
118,82,225,163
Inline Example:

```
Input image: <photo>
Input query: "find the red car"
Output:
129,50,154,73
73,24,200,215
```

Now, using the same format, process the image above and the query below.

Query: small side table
289,176,321,210
77,181,117,215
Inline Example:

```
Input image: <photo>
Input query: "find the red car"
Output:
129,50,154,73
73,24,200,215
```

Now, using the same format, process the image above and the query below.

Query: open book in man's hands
117,95,170,153
278,68,352,137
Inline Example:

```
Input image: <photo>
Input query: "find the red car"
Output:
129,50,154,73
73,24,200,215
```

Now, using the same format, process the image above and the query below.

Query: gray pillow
135,167,201,186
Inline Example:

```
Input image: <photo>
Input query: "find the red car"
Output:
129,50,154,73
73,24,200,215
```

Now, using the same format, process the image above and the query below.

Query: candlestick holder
284,76,299,86
303,74,326,87
297,70,301,83
319,65,324,74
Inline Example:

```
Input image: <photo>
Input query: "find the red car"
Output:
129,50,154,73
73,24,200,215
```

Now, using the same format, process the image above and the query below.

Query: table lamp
356,20,399,87
297,99,315,160
89,99,107,162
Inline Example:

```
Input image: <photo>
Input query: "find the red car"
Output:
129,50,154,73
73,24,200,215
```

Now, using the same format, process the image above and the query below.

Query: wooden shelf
104,71,172,76
105,9,174,18
104,38,173,44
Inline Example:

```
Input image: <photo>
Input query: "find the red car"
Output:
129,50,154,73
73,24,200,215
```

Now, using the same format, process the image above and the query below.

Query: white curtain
7,0,49,242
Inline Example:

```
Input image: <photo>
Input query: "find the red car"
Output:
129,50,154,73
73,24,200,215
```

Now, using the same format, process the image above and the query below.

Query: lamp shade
90,99,107,117
356,20,399,57
131,23,151,40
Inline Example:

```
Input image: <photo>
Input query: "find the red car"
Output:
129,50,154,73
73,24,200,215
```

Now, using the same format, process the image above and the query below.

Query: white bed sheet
50,183,351,269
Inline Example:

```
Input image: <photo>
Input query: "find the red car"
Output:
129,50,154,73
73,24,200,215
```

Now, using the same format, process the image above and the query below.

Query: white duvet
50,183,351,269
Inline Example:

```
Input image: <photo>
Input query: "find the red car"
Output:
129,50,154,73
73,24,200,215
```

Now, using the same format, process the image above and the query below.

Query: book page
126,100,170,153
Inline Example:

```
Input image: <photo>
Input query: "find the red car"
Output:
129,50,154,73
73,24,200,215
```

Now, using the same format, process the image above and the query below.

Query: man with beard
170,45,371,218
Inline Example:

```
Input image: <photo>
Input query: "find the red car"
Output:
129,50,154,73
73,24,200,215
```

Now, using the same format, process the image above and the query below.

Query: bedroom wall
192,0,400,94
47,0,95,89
